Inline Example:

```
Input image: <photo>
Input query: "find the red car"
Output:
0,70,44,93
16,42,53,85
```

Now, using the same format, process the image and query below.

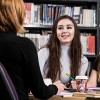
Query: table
29,95,100,100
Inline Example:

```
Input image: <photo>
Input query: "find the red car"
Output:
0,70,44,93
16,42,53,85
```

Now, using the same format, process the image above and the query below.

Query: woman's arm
87,69,97,87
22,38,65,99
38,48,49,77
71,70,97,89
80,56,88,75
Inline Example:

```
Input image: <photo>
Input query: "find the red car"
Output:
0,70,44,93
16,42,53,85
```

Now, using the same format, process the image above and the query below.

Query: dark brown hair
0,0,26,34
41,15,82,82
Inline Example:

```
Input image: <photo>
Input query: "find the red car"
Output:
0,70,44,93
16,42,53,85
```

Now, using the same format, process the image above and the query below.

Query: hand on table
71,81,77,89
53,80,66,94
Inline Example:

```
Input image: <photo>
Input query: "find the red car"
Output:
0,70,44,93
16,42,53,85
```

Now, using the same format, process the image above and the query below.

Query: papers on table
87,87,100,94
73,92,100,98
87,87,100,91
57,92,74,97
86,93,100,98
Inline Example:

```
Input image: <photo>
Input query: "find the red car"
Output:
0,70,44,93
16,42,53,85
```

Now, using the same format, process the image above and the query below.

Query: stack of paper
73,90,100,98
87,87,100,91
86,93,100,98
86,87,100,98
74,92,87,97
87,87,100,94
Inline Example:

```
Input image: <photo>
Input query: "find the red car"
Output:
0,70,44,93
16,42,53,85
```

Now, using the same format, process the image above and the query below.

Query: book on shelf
24,3,34,24
25,31,50,50
80,33,95,55
72,6,82,24
24,3,96,26
88,35,95,55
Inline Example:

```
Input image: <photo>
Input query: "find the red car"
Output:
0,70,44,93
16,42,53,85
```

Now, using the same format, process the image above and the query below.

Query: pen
66,73,75,81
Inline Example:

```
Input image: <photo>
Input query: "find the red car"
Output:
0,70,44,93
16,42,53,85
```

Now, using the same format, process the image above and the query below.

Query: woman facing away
87,55,100,87
0,0,65,99
38,15,88,86
72,55,100,89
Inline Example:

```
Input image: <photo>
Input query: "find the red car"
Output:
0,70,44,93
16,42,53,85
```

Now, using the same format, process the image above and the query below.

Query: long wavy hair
41,15,82,82
0,0,26,34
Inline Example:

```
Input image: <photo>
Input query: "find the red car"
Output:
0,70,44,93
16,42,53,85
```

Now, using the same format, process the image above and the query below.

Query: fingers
53,80,66,94
71,81,77,89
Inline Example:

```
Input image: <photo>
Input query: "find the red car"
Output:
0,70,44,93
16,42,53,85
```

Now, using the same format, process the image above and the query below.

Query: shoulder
18,36,34,45
38,47,49,64
92,55,100,71
6,34,36,50
38,47,49,55
81,55,88,63
18,36,36,49
94,55,100,64
15,36,37,54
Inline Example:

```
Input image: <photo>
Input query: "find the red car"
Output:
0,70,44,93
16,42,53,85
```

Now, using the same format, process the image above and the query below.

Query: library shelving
23,0,100,69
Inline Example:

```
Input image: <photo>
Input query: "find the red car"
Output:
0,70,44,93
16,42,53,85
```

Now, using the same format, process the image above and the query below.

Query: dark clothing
92,55,100,71
0,31,57,100
92,55,100,87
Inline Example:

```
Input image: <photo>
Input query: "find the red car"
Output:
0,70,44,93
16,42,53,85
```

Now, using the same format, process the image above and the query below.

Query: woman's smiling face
56,19,75,46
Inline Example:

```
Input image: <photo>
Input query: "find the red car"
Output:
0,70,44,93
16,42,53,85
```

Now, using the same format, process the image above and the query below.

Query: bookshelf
23,0,100,69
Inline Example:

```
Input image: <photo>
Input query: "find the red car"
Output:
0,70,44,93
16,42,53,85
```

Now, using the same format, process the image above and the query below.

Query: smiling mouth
62,35,70,38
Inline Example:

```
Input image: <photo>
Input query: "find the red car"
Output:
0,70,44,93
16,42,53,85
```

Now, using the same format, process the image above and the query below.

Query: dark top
92,55,100,87
92,55,100,71
0,31,58,100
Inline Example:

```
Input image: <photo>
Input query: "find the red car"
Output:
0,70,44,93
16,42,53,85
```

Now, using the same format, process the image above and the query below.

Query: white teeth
62,35,69,37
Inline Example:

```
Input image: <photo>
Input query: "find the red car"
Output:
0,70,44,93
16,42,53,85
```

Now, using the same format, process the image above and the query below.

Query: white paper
88,87,100,91
57,92,73,97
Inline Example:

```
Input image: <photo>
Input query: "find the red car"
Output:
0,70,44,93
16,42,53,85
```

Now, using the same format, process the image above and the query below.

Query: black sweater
0,31,57,100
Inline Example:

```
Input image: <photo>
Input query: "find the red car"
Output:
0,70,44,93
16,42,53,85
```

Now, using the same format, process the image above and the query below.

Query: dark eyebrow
57,25,63,27
67,24,73,26
57,24,73,27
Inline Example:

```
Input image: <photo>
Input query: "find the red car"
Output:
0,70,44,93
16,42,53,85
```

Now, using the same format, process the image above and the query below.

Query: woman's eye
58,27,63,30
67,27,72,29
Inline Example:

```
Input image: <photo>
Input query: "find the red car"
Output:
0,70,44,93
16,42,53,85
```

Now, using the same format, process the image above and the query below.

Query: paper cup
75,76,88,92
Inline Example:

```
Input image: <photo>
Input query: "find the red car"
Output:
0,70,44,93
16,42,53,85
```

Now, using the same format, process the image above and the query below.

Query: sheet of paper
88,87,100,91
57,92,73,97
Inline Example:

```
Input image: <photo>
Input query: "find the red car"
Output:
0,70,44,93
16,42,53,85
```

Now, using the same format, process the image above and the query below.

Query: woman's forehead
57,19,74,26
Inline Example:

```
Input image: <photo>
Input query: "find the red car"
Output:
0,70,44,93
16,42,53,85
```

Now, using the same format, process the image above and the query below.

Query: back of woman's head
0,0,26,33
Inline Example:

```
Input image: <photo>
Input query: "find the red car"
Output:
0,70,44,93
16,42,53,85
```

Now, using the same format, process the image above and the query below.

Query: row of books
24,31,50,50
24,31,95,55
24,3,96,27
80,33,95,55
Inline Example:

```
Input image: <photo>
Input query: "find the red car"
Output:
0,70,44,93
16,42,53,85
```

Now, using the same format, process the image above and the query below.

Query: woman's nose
63,27,68,33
